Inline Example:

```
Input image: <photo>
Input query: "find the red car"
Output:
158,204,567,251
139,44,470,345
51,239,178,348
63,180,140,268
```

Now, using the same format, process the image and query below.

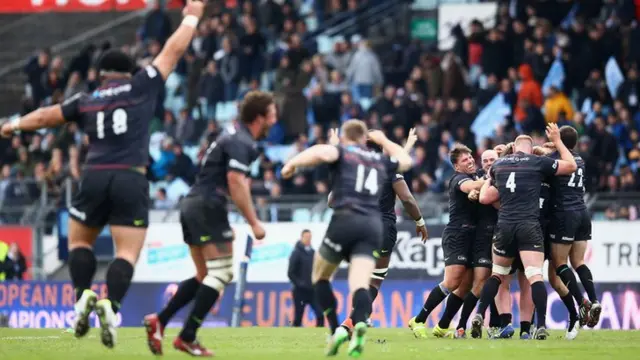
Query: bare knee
68,219,101,249
569,256,584,269
111,226,147,264
442,266,466,290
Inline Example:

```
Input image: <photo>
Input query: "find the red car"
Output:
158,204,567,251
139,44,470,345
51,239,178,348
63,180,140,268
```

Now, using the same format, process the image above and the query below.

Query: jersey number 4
506,171,516,193
96,108,128,139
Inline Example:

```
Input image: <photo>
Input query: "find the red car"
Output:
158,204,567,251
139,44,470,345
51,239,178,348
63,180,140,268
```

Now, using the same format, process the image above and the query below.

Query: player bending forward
0,0,205,349
143,91,276,357
282,120,413,357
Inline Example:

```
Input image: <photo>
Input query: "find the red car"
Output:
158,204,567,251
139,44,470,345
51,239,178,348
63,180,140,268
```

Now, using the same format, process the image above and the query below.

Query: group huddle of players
405,123,601,341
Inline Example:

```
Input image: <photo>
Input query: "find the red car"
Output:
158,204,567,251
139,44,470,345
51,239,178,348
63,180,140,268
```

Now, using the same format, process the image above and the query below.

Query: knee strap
202,256,233,291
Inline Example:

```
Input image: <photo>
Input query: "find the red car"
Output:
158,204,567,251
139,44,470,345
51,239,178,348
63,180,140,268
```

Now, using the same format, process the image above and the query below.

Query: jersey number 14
96,108,128,139
355,164,379,195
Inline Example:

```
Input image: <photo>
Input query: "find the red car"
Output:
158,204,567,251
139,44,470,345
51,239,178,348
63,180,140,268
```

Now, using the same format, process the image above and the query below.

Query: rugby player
408,144,485,338
435,149,498,339
281,121,413,357
0,0,206,349
548,126,601,328
143,91,275,356
489,142,535,340
336,128,428,333
489,142,580,340
471,124,577,340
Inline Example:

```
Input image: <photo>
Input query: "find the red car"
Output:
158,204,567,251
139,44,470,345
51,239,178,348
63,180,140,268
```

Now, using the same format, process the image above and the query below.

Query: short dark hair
449,143,472,165
301,229,311,236
239,91,274,124
560,125,578,149
96,49,134,75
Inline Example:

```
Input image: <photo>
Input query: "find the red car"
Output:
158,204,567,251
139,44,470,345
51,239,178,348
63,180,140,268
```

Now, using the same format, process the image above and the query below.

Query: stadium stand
0,0,639,231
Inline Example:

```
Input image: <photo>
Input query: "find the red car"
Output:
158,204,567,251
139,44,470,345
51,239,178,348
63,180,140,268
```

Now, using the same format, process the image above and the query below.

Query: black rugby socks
457,293,479,329
560,293,579,322
438,293,464,329
368,285,379,302
351,288,372,324
477,276,501,317
158,277,201,327
556,264,585,304
575,265,598,302
489,300,501,327
531,281,548,328
106,258,134,313
415,283,449,323
315,280,339,334
500,313,512,327
68,247,97,301
180,284,220,342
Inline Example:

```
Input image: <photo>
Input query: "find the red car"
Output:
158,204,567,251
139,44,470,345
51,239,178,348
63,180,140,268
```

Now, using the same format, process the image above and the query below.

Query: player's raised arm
368,130,413,172
546,123,577,175
0,93,83,137
281,144,340,179
152,0,206,80
393,177,428,242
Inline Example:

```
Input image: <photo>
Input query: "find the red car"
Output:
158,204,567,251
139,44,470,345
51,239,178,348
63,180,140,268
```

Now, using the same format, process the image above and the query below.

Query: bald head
514,135,533,154
481,149,498,172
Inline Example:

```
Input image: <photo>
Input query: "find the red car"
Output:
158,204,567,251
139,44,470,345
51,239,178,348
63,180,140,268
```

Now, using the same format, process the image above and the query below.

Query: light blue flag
542,58,565,96
471,93,511,146
561,3,579,29
605,56,625,98
581,97,596,125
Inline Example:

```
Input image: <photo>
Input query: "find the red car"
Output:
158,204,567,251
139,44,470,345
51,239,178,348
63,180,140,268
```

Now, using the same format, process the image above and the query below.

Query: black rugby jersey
329,144,398,215
549,150,587,211
490,151,558,223
190,123,259,202
61,65,164,168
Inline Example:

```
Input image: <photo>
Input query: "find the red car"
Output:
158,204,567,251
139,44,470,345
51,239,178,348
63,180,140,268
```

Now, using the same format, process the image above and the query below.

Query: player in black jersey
0,0,205,350
434,149,499,339
336,128,428,333
143,91,276,356
471,124,577,340
492,143,580,340
281,120,413,357
409,144,485,339
548,126,601,329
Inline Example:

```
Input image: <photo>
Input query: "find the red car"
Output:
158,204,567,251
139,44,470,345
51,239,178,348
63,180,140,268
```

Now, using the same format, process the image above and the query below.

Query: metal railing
0,178,58,280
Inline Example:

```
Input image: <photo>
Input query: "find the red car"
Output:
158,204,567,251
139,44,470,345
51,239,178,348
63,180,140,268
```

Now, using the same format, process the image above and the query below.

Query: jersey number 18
96,108,128,139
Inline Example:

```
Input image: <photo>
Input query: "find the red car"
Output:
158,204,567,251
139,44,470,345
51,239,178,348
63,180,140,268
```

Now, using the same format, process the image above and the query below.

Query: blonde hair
341,119,368,142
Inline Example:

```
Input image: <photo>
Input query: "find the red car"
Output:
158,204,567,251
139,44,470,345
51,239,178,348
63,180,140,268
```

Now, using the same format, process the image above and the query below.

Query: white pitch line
0,336,61,340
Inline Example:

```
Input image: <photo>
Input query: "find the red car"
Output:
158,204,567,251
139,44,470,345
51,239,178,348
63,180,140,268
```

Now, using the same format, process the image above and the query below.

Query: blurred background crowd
2,0,640,221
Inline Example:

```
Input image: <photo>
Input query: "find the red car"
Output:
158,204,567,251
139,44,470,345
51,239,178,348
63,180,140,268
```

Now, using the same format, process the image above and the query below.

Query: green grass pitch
1,327,639,359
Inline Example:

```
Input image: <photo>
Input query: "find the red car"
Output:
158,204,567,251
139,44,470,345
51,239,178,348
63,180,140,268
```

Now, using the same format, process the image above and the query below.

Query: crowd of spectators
3,0,640,220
